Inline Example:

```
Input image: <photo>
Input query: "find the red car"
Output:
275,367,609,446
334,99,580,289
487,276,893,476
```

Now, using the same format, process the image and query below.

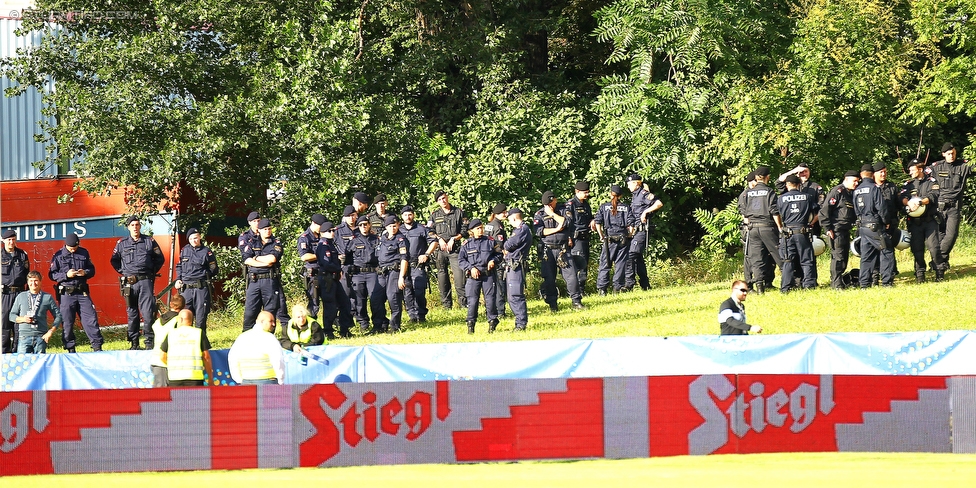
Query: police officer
503,208,532,331
377,215,410,333
534,190,584,311
400,205,437,323
315,221,353,338
368,193,393,230
242,218,284,331
350,217,387,334
819,171,859,289
298,213,327,318
566,181,595,292
2,229,30,353
853,165,893,288
624,174,664,291
352,191,371,217
176,228,219,334
111,216,165,350
239,211,289,327
428,190,468,309
737,167,783,294
874,161,903,283
335,206,363,324
459,219,502,334
485,204,509,317
776,163,825,286
901,158,944,282
930,142,971,270
49,233,104,352
594,185,634,295
777,175,818,292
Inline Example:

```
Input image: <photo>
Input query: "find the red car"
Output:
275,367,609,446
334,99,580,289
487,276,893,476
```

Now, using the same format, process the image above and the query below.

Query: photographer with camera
9,271,62,354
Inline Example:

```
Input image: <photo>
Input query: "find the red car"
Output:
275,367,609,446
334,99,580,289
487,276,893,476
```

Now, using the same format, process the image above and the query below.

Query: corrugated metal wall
1,17,60,181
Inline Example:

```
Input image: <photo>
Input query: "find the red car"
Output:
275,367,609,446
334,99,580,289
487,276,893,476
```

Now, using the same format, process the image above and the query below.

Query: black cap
625,173,642,182
574,181,590,191
860,164,874,173
745,171,755,183
2,229,15,239
373,193,387,205
400,205,414,214
258,218,272,229
186,228,200,238
873,161,887,172
434,190,447,201
383,215,398,226
797,162,810,169
509,207,523,216
754,166,770,177
353,192,369,204
343,205,357,217
541,190,556,205
321,221,334,232
492,203,507,215
942,142,955,153
909,157,925,167
610,184,623,195
311,213,327,225
467,218,483,230
784,174,801,185
356,216,370,225
64,233,80,246
124,216,140,226
246,211,260,221
844,170,860,178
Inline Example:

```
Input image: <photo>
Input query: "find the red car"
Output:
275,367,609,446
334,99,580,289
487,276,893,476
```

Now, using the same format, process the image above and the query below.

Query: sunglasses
736,288,749,293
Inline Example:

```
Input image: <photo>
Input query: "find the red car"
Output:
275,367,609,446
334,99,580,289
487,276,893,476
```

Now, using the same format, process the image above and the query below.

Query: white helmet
906,197,926,218
812,235,826,256
850,236,861,257
895,230,911,251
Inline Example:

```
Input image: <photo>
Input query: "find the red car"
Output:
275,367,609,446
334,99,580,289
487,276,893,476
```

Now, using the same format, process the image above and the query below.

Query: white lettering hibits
688,375,835,455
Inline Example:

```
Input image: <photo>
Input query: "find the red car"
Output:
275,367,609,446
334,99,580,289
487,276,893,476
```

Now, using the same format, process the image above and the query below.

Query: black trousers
827,227,852,289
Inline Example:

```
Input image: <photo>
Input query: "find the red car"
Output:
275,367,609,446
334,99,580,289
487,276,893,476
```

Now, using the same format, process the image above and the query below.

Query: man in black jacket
718,281,762,336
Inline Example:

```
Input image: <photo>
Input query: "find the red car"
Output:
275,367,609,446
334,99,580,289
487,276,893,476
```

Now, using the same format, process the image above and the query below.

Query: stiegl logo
688,375,835,454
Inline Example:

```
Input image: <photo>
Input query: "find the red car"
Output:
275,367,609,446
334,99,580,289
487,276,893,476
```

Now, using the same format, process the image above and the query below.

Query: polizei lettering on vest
687,375,835,455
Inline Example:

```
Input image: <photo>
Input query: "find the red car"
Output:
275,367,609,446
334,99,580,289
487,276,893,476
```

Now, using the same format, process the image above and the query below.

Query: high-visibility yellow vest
167,326,205,381
150,315,179,367
286,319,316,344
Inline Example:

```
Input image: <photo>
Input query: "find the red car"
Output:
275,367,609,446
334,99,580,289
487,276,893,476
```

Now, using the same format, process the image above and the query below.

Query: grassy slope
54,227,976,351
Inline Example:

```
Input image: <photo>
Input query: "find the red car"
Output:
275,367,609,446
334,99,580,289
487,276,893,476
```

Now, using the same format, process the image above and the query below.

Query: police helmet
811,235,826,256
850,236,861,257
896,230,911,251
906,197,926,218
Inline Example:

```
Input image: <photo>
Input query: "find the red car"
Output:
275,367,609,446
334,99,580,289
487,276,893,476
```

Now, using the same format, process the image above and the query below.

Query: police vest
150,315,179,368
167,327,205,381
287,319,316,344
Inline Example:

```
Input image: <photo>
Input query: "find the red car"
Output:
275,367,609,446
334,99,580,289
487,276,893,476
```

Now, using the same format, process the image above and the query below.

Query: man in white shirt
228,311,284,384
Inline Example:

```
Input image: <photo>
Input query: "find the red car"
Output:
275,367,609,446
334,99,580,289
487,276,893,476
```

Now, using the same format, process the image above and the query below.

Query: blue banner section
2,331,976,390
1,213,175,242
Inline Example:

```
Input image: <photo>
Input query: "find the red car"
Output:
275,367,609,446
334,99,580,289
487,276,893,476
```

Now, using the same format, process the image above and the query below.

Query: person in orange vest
160,309,213,387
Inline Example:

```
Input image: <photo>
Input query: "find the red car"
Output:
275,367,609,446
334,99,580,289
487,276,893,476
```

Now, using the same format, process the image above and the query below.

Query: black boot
572,301,586,310
488,319,498,333
467,321,475,334
597,289,607,296
935,270,945,282
129,341,142,350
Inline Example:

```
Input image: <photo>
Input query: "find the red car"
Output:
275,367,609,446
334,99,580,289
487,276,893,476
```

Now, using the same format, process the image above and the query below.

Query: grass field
6,453,976,487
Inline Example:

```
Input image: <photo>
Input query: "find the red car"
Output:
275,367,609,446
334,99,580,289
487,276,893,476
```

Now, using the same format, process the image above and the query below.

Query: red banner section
0,375,963,476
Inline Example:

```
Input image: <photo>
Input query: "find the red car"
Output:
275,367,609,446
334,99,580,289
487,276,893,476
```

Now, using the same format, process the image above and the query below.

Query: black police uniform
50,244,104,351
930,157,971,268
334,222,363,323
738,181,782,293
315,235,353,338
566,195,593,292
111,232,165,348
853,177,893,287
901,175,944,281
377,230,409,333
1,243,30,353
485,217,508,316
350,232,387,332
627,186,660,291
533,204,583,310
428,205,468,308
594,200,634,293
777,189,818,292
177,241,219,333
240,227,289,327
459,232,502,332
818,184,857,289
503,219,533,330
400,221,435,322
241,235,284,331
298,227,322,318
